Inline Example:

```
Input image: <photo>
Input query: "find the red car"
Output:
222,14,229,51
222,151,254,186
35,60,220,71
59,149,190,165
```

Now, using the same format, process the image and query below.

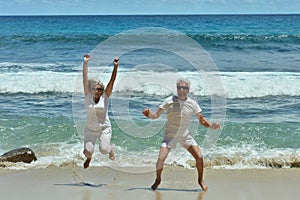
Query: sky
0,0,299,15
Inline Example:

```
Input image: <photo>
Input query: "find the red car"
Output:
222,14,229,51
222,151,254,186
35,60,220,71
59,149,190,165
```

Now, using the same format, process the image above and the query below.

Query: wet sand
0,166,299,200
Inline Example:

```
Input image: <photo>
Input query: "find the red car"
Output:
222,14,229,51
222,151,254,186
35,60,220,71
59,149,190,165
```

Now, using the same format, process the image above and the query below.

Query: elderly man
143,78,220,191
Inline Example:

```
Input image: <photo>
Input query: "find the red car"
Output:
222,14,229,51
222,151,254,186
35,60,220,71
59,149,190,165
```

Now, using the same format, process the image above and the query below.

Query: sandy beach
1,165,299,200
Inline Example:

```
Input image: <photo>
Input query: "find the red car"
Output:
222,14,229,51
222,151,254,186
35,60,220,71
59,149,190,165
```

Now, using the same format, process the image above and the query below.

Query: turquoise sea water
0,15,299,170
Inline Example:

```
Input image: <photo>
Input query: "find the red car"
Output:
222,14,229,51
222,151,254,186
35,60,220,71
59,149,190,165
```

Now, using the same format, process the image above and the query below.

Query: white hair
88,79,105,93
176,78,190,88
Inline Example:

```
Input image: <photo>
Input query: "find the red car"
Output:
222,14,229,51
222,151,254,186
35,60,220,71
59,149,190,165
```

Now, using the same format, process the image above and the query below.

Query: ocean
0,15,299,172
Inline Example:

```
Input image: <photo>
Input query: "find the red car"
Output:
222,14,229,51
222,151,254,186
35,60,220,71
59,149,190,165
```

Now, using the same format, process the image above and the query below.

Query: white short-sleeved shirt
159,95,202,138
85,93,110,131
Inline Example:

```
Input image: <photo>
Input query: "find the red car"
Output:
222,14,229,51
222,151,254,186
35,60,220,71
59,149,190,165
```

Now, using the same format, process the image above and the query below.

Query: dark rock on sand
0,147,37,165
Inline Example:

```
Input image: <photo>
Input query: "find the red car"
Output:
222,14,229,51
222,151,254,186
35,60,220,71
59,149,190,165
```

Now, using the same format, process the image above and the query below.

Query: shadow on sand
128,187,202,192
54,182,107,188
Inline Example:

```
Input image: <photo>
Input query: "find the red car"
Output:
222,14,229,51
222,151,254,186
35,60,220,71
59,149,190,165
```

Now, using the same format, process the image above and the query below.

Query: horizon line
0,13,299,17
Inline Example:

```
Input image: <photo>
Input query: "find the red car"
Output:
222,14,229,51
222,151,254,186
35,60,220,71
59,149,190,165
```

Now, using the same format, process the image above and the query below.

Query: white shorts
84,126,112,155
161,133,198,149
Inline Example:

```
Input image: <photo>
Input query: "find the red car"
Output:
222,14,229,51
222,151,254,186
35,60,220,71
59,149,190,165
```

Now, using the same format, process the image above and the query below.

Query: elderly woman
82,55,119,169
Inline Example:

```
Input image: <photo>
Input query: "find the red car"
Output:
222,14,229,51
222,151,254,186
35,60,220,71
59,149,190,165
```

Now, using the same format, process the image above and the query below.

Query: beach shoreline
1,165,299,200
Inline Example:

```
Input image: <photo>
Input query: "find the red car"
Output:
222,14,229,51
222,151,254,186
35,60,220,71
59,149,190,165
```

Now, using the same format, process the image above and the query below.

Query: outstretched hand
84,54,91,62
143,108,150,118
114,58,119,66
210,122,221,130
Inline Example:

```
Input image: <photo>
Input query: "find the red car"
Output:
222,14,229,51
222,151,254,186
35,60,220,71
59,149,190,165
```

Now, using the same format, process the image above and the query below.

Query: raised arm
143,108,164,119
105,58,119,97
196,112,220,129
83,54,91,96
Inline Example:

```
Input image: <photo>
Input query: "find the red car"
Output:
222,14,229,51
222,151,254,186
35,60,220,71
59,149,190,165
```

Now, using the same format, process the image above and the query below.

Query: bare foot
151,179,161,190
83,157,91,169
198,179,208,191
109,149,115,160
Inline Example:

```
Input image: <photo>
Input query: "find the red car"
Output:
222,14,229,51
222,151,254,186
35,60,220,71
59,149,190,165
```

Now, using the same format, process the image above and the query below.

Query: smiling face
176,80,190,101
92,84,104,98
88,79,105,99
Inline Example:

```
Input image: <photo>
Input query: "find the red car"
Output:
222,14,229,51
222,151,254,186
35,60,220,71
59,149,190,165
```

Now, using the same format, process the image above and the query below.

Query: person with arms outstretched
143,78,220,191
82,54,119,169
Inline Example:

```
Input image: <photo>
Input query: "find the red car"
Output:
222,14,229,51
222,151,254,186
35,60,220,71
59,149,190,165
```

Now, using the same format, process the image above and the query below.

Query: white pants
84,126,112,156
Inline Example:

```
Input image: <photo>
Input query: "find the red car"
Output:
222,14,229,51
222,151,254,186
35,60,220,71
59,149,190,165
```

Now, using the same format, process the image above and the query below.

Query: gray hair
176,78,190,88
88,79,105,93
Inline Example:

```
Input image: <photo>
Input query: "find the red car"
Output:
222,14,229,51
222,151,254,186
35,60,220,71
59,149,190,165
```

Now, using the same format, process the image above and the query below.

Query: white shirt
85,93,110,131
159,95,202,137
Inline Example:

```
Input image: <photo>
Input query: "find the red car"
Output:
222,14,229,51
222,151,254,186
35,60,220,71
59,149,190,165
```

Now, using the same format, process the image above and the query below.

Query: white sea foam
0,71,78,94
1,68,299,99
2,142,299,171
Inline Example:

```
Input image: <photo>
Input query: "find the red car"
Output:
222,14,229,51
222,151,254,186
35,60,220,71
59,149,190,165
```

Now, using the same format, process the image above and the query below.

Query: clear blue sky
0,0,299,15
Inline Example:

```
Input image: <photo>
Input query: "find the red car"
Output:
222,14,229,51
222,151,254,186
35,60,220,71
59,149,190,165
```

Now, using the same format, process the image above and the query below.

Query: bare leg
151,147,170,190
187,145,208,191
109,148,115,160
83,149,92,169
151,167,163,191
83,157,91,169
